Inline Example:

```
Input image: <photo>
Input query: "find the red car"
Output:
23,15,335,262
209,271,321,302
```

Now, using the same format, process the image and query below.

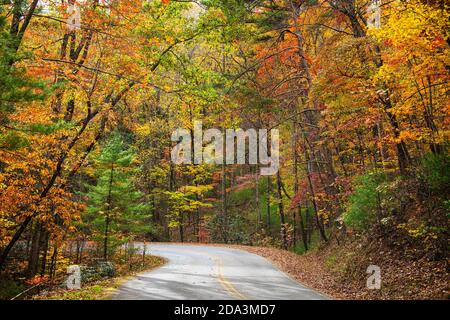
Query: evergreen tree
82,132,152,260
0,3,47,117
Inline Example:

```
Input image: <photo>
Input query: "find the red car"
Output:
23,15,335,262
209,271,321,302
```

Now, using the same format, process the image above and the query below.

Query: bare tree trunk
293,120,308,251
255,166,260,229
276,172,288,249
40,230,49,276
195,205,200,243
8,0,39,57
27,222,42,278
221,157,228,243
142,240,146,267
179,212,184,243
266,176,271,230
49,245,58,280
304,147,328,242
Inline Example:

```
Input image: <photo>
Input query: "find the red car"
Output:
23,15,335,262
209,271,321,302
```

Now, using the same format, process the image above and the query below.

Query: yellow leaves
179,184,214,196
396,222,439,240
372,64,396,84
148,37,161,47
165,35,175,45
397,130,420,143
136,123,152,136
363,0,450,153
0,211,15,232
318,209,330,224
9,103,52,126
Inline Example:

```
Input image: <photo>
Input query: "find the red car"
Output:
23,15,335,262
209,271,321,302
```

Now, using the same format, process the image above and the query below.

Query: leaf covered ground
233,241,448,300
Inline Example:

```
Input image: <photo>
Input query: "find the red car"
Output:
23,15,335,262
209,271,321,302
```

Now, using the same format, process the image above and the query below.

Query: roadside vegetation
33,255,165,300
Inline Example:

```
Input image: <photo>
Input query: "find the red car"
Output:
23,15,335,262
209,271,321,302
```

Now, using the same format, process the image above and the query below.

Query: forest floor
32,255,166,300
231,240,448,300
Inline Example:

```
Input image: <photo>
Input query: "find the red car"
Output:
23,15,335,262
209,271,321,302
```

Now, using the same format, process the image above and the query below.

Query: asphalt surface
112,243,328,300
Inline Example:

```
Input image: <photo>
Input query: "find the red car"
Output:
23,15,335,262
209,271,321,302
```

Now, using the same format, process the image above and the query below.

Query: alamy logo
67,1,81,31
66,265,81,290
366,265,381,290
367,0,381,29
171,121,279,176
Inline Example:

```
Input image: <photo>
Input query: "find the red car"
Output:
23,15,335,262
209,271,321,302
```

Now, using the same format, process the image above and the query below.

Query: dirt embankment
233,241,448,300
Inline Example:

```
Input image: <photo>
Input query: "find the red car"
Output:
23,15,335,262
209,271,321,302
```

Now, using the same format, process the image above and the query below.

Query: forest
0,0,448,300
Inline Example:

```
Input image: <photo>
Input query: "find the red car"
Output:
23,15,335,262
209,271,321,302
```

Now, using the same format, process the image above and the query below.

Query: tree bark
255,166,260,229
266,176,271,230
276,172,288,249
27,222,42,278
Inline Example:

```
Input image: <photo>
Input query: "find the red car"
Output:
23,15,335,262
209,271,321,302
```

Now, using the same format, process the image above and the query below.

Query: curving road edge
111,243,329,300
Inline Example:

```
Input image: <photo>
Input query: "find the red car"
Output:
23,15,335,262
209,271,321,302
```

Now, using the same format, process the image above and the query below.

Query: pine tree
81,132,152,261
0,4,47,117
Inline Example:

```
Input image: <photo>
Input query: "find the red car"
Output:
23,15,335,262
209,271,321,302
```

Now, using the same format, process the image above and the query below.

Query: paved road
112,243,328,300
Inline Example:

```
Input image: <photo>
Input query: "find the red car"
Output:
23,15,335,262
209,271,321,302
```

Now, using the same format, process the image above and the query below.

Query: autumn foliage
0,0,448,299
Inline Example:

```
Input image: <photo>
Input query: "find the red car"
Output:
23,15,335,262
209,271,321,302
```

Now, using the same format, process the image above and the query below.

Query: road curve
111,243,328,300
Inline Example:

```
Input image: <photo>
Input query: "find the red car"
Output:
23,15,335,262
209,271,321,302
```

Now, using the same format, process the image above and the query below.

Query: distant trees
196,0,449,253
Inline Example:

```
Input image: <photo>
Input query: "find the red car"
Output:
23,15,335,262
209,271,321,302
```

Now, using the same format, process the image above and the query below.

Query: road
111,243,328,300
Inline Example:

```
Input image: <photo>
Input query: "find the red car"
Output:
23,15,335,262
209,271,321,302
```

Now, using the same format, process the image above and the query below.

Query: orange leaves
25,275,49,286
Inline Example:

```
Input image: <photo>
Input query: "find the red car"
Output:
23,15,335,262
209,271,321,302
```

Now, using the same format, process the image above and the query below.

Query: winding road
111,243,328,300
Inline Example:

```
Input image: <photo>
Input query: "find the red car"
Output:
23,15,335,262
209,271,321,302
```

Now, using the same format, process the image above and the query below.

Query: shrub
0,278,25,300
207,210,251,244
419,153,450,195
96,261,116,278
343,171,387,231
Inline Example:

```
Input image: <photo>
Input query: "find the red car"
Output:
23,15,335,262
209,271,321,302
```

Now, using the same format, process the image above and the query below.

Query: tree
82,132,151,260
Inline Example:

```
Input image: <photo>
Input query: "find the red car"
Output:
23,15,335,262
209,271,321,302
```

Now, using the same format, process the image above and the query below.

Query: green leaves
0,131,29,150
80,131,152,245
419,153,450,194
27,121,75,135
0,6,49,116
343,171,387,231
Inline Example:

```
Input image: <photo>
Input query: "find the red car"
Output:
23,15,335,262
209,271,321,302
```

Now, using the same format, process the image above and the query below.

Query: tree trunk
293,115,308,251
179,212,184,243
276,172,288,250
255,166,260,229
40,230,49,276
49,246,58,280
304,147,328,242
266,176,271,230
221,159,228,243
27,222,42,278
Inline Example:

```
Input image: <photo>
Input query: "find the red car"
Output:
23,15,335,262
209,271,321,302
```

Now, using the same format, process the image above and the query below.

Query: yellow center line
212,256,248,300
